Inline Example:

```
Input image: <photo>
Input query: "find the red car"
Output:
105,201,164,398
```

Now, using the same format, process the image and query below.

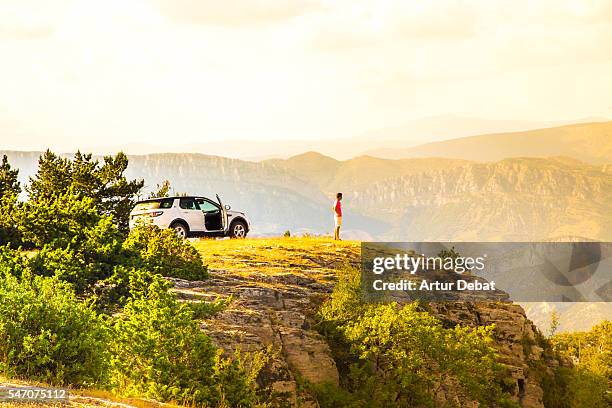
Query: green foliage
148,179,171,199
0,272,109,386
0,154,21,198
122,224,208,280
317,267,516,407
26,221,205,296
212,347,269,407
27,208,124,293
549,310,560,338
301,380,366,408
0,151,265,406
26,150,72,201
26,150,143,233
189,295,233,320
0,155,22,246
0,194,21,247
0,246,29,277
541,321,611,408
96,152,144,232
109,271,256,406
19,191,107,248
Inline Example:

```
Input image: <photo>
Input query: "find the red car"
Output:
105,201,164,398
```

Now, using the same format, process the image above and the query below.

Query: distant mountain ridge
365,121,612,164
357,115,593,145
267,155,612,241
69,116,605,161
2,150,610,241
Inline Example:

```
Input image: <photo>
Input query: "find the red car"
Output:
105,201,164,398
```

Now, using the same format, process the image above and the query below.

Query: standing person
333,192,343,240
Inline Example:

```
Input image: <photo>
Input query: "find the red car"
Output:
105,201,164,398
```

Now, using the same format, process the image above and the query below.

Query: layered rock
430,302,548,407
172,240,560,407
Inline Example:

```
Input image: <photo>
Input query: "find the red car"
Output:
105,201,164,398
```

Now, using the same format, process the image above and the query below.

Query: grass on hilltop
191,236,360,279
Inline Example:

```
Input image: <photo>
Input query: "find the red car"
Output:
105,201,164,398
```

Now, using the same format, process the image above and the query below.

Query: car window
134,198,174,211
197,199,219,213
159,198,174,209
179,197,200,210
134,200,161,211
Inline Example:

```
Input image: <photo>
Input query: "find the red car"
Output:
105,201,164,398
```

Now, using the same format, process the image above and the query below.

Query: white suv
129,195,250,238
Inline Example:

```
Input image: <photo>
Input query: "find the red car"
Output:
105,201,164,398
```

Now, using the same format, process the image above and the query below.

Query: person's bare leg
335,226,341,240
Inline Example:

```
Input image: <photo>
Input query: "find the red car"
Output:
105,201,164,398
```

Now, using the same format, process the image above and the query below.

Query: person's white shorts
334,216,342,227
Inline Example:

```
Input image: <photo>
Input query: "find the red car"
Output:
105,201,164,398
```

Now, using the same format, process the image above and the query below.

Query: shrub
0,194,21,247
0,245,28,277
109,271,255,406
317,267,516,407
0,273,109,386
28,213,124,293
27,221,207,298
19,191,105,249
189,295,233,320
122,225,208,280
211,347,268,407
543,321,612,408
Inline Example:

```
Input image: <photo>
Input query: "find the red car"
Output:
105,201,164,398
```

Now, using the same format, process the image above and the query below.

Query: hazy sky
1,0,612,152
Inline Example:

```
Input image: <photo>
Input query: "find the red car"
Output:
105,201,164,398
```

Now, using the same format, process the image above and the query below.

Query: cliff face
350,157,612,241
430,302,548,407
177,238,561,407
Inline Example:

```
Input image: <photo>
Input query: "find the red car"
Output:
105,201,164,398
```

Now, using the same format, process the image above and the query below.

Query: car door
196,198,223,232
178,197,205,232
216,194,228,231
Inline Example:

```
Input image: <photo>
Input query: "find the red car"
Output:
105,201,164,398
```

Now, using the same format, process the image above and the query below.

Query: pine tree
0,155,22,245
0,154,20,198
26,150,143,233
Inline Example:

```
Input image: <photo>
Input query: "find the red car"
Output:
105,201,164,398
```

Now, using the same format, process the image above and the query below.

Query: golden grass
192,237,360,280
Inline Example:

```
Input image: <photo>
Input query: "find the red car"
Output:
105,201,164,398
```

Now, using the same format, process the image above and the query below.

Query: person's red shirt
334,200,342,217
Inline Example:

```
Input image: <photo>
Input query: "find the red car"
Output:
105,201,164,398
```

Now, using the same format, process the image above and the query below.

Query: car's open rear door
216,194,228,231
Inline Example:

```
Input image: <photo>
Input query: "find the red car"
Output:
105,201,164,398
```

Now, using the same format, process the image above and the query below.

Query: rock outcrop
173,239,561,407
430,302,548,407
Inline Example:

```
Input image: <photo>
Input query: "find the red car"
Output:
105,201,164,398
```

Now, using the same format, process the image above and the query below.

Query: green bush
211,348,268,407
24,220,206,301
109,271,255,406
0,194,21,247
317,267,517,408
19,191,106,249
301,380,365,408
0,273,109,386
542,321,611,408
0,245,29,277
122,225,208,280
189,295,233,320
28,211,124,293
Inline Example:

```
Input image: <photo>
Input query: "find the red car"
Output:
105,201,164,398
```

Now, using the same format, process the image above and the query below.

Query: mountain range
2,121,611,240
83,116,607,161
366,121,612,163
2,153,610,241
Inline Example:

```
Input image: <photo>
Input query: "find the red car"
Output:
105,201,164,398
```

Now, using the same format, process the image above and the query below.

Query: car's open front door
216,194,228,231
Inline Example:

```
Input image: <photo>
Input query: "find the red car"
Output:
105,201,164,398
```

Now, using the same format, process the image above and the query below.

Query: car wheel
230,221,247,239
171,222,189,238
